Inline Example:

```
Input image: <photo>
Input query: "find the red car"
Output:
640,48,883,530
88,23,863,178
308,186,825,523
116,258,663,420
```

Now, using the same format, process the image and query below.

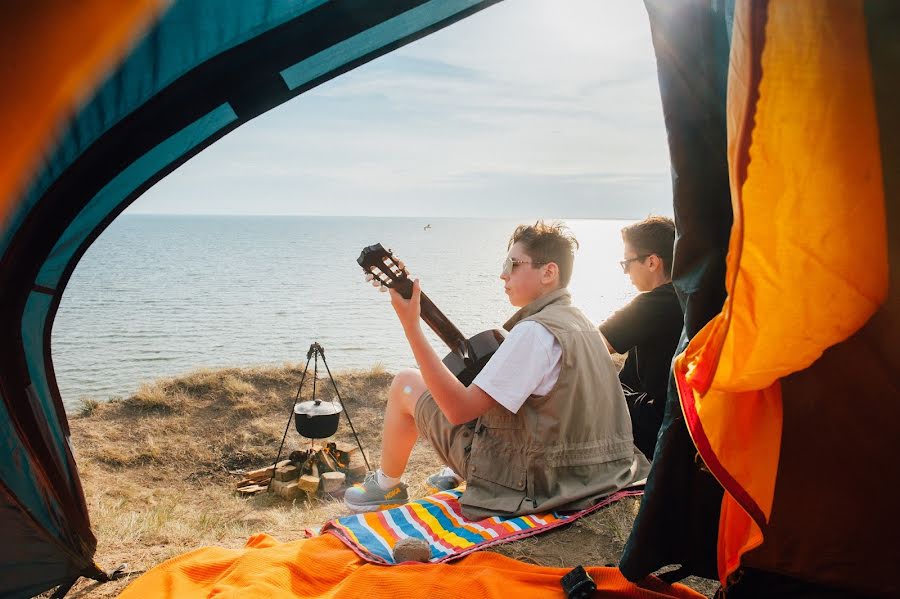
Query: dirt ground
48,365,718,598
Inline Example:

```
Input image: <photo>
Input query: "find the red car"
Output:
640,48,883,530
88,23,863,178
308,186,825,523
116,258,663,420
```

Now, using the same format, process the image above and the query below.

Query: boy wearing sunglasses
346,221,649,517
599,216,683,460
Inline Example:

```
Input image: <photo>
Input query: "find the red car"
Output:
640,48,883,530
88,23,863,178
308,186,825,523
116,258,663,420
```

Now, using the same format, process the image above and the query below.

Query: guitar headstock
357,243,411,296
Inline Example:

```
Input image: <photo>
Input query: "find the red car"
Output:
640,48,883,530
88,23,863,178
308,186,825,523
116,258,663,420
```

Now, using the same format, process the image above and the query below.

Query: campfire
235,441,370,500
235,343,372,500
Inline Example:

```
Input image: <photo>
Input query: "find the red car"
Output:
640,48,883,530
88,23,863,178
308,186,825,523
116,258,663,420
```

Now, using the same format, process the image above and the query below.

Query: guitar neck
393,279,468,356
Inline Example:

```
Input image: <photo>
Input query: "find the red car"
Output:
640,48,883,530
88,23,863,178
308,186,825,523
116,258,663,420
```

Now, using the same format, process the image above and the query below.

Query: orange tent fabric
674,0,888,585
119,533,705,599
0,0,165,224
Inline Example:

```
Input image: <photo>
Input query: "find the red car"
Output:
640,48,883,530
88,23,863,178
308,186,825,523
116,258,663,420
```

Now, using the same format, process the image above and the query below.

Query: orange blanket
119,533,704,598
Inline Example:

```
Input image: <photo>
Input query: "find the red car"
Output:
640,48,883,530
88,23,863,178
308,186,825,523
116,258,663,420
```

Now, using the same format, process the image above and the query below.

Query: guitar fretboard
391,277,469,359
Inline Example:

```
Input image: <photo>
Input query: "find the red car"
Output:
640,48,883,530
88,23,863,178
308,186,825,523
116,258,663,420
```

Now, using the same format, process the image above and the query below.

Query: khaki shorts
413,390,474,478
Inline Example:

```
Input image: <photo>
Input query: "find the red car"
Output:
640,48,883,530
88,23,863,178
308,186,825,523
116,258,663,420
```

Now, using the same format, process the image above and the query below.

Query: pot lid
294,399,342,417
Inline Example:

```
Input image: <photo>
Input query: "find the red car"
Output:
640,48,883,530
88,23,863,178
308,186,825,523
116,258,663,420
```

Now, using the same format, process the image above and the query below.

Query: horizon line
122,212,648,221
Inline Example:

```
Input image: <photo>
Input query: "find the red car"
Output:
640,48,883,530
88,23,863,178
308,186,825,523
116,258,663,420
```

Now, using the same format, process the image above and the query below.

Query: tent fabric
3,0,899,596
676,0,888,584
0,2,500,596
737,1,900,595
620,0,733,583
118,532,706,599
624,0,898,595
0,0,165,228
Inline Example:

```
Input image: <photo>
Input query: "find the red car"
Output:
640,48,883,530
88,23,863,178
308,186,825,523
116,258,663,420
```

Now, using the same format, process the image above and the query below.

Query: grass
77,398,101,417
54,364,717,598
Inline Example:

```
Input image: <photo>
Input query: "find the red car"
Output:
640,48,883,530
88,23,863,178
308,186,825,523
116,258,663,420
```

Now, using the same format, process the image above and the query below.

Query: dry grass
77,397,101,417
55,364,716,598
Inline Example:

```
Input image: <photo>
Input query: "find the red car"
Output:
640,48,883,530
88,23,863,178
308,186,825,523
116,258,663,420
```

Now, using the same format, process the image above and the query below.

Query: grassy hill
62,364,716,597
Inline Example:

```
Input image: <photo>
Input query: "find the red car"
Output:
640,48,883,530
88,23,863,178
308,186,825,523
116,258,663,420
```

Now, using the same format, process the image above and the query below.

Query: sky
130,0,672,219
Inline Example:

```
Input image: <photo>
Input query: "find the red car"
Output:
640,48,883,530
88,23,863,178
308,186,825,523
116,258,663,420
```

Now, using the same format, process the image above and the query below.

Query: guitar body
358,243,507,386
441,328,506,386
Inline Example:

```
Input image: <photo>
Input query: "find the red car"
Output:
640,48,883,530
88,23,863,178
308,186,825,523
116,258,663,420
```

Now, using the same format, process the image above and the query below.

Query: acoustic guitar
357,243,506,385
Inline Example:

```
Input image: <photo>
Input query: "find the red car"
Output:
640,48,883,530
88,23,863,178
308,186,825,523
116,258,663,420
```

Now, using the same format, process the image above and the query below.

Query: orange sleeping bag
119,533,705,598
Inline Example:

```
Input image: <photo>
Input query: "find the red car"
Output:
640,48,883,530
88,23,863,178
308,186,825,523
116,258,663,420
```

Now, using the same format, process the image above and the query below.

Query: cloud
134,0,670,218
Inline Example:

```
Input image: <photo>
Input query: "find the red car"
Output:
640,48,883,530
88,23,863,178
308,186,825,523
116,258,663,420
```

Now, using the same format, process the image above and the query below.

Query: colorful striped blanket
323,487,643,565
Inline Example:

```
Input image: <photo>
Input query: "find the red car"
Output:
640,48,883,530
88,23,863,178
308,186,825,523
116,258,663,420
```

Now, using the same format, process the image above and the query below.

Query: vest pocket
461,422,528,516
460,476,527,516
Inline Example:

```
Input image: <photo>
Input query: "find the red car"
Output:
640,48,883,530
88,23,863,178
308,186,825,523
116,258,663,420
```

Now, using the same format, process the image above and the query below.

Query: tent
1,1,897,597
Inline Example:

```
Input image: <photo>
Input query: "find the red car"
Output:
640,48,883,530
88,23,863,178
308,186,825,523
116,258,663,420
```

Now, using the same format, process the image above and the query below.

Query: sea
52,215,639,411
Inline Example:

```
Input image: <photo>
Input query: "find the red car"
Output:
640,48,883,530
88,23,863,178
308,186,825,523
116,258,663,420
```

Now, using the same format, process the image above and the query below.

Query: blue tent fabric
0,2,500,596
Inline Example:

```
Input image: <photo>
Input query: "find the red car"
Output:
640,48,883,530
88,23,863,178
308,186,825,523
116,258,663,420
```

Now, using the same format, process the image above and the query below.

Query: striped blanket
323,488,643,565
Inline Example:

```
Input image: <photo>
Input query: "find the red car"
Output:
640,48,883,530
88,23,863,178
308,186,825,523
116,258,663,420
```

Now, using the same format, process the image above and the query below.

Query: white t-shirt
472,320,561,414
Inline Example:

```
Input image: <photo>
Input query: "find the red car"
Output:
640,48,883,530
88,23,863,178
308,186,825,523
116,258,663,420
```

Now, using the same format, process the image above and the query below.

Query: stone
392,537,431,563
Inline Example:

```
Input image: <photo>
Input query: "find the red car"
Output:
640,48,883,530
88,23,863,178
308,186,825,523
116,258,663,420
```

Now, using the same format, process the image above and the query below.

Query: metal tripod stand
267,342,371,490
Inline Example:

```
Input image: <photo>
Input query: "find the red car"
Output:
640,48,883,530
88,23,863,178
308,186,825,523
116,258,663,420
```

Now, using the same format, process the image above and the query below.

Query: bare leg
380,368,427,478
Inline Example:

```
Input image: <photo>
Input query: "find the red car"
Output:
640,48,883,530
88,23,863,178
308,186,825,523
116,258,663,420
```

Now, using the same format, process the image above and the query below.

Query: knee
391,368,423,391
389,369,425,410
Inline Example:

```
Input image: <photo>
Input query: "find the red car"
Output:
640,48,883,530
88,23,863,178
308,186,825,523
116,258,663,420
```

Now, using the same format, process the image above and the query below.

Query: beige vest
461,288,651,519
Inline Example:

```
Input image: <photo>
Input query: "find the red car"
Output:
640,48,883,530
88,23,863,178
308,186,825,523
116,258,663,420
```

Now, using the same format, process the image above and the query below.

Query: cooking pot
294,399,342,439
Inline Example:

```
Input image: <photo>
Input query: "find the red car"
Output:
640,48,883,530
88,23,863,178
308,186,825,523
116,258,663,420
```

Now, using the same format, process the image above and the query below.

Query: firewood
236,484,267,496
346,450,371,480
244,460,290,481
347,466,366,480
318,450,339,473
297,474,320,494
334,441,359,454
274,465,299,482
271,480,302,500
321,471,346,493
289,450,311,464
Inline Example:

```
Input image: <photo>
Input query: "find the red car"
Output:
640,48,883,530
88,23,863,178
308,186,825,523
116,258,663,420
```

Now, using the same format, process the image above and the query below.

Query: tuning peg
397,260,405,270
365,273,374,282
371,279,382,288
379,284,388,292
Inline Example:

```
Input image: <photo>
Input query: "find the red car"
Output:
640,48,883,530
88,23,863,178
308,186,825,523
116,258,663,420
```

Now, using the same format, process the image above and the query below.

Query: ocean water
52,215,638,410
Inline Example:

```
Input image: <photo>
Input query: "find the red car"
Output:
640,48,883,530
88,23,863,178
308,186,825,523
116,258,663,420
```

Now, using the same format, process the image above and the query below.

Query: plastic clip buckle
561,565,596,598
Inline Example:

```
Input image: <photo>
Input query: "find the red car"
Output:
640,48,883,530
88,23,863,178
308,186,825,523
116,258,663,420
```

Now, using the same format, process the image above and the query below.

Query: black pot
294,400,342,439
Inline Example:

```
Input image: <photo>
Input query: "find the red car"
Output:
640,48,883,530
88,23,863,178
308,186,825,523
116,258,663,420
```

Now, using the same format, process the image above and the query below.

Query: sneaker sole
344,501,407,513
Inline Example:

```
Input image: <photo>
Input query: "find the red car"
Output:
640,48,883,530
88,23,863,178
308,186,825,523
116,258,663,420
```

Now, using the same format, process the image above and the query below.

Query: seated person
345,221,650,518
599,216,684,460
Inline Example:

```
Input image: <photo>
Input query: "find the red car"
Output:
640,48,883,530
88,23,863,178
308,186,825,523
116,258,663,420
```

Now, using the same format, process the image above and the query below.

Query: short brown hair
508,220,579,287
621,216,676,276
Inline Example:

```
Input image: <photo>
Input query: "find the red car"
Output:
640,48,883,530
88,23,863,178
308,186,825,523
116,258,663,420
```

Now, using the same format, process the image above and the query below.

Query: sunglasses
619,254,651,273
502,256,547,276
